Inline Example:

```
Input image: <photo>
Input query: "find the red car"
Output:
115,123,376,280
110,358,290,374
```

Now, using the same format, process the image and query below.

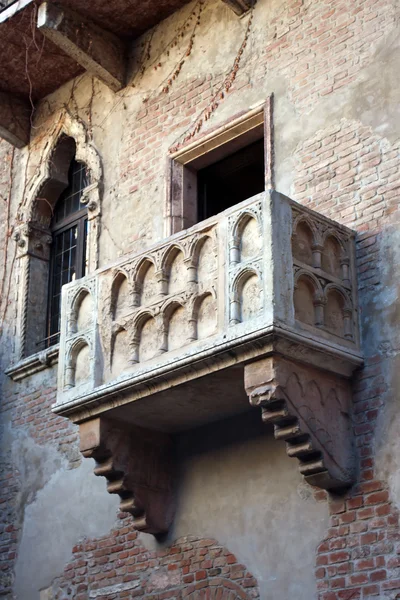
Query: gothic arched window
9,117,102,375
47,159,89,345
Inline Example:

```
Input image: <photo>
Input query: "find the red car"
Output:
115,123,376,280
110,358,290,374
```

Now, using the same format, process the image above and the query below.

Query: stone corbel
79,417,175,535
244,356,356,490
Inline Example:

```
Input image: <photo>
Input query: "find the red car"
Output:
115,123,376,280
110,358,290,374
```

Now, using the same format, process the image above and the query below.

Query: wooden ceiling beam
221,0,254,16
37,2,126,92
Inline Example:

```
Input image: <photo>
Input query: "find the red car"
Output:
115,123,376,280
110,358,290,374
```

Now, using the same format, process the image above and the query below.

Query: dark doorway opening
197,138,265,221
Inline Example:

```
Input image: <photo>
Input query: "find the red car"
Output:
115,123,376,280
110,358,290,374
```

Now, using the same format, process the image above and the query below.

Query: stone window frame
7,113,102,381
165,96,274,237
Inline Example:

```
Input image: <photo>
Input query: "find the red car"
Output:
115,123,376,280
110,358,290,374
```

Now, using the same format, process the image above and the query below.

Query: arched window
10,116,102,372
47,159,89,345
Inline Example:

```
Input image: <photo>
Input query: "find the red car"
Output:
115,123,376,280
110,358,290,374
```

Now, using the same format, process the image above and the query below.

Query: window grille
47,160,88,346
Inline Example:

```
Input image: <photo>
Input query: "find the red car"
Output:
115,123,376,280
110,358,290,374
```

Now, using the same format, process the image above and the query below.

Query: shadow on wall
141,410,329,600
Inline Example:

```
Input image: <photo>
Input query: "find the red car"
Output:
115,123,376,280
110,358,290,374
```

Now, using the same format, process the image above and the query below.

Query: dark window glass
197,138,265,221
47,160,88,346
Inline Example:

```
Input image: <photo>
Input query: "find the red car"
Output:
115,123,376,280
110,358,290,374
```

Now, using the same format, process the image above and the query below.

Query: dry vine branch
98,0,204,129
159,0,205,96
170,2,256,152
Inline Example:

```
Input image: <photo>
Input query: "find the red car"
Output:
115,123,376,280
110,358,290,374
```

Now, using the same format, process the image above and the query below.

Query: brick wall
50,531,259,600
293,120,400,598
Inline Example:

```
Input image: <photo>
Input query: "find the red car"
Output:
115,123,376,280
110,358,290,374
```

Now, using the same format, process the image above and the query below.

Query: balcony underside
0,0,191,98
0,0,251,146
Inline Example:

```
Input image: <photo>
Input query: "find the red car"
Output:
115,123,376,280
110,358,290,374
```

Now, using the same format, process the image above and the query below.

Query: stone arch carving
163,300,187,351
64,337,92,389
72,289,94,334
14,112,103,360
135,257,159,305
25,112,102,230
191,234,217,289
133,311,162,363
230,267,263,324
324,284,353,339
111,270,131,320
321,230,346,279
110,326,130,378
291,217,316,266
66,286,92,335
239,214,263,262
162,245,186,295
293,271,323,327
230,208,263,265
192,291,218,340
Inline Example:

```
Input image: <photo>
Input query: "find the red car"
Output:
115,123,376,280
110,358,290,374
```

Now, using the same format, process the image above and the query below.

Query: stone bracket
221,0,255,16
37,2,127,92
245,356,356,490
79,417,175,534
0,90,31,148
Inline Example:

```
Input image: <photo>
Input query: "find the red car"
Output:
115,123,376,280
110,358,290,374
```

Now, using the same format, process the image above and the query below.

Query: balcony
55,190,363,534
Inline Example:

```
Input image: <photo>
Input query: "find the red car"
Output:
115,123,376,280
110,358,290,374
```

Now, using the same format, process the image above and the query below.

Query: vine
98,0,205,129
135,0,204,87
159,0,204,96
170,3,256,152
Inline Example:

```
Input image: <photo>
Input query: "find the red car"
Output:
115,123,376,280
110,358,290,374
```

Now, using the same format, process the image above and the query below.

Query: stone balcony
55,190,363,534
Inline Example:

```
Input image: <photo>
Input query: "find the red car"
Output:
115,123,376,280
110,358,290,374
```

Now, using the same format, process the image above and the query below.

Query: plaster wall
0,0,399,598
3,391,327,599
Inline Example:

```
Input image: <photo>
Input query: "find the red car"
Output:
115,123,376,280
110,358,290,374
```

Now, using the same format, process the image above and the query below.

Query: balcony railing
55,190,361,422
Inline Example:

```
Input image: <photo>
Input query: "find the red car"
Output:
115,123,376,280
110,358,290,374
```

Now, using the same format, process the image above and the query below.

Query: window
47,160,88,346
9,115,102,374
197,138,265,221
167,99,273,235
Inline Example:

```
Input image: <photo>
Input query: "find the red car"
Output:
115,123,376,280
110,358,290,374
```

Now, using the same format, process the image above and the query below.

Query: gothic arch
13,113,103,361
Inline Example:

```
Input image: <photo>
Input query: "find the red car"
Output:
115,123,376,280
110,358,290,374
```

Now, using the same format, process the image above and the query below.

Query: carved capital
14,222,52,260
80,182,101,219
79,417,175,534
245,356,355,490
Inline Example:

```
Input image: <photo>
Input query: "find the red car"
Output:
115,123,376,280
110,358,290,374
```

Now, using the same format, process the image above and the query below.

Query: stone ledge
53,326,362,425
5,345,59,381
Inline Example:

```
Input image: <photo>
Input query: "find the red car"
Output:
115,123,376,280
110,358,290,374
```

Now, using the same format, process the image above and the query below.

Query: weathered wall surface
0,0,400,598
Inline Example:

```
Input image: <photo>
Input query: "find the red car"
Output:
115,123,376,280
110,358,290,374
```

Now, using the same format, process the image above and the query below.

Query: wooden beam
37,2,126,92
221,0,254,16
0,91,30,148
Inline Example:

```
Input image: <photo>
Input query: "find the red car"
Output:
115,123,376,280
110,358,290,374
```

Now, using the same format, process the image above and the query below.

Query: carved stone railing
55,190,362,533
